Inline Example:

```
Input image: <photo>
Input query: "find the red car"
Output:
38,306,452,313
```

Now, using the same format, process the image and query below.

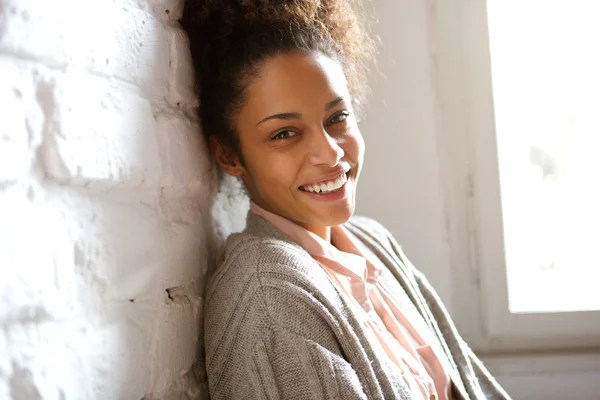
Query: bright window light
487,0,600,313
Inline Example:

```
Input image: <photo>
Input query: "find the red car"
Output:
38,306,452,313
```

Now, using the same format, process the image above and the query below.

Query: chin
319,204,355,226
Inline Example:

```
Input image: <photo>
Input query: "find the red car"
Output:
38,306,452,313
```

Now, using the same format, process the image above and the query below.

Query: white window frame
430,0,600,353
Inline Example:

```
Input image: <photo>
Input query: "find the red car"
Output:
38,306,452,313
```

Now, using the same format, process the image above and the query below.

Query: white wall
357,1,453,308
0,0,246,398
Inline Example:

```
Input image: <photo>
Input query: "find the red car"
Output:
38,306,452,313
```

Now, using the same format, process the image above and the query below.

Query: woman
181,1,511,399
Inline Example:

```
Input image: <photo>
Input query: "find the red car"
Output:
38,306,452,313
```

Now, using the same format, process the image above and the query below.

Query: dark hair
180,0,375,165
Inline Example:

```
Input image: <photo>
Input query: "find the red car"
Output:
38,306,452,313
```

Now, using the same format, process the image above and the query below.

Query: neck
301,223,331,243
248,198,333,243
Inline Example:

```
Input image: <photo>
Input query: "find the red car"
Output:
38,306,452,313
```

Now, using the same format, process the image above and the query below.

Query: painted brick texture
0,0,247,398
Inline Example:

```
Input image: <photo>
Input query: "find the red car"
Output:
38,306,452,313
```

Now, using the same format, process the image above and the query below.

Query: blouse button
429,394,437,400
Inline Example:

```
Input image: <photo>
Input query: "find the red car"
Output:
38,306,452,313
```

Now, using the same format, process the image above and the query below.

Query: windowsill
480,350,600,399
480,349,600,375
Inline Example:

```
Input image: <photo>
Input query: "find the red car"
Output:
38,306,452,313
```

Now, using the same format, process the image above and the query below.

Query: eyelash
271,130,298,140
270,111,351,141
328,111,350,125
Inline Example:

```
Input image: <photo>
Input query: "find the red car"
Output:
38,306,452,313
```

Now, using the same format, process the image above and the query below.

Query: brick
154,115,207,188
0,0,170,97
0,58,43,182
30,68,163,188
4,319,128,399
147,0,185,26
0,190,73,322
165,28,199,112
148,300,201,395
0,0,229,398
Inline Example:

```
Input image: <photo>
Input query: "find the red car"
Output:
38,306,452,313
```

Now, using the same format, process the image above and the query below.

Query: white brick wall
0,0,248,398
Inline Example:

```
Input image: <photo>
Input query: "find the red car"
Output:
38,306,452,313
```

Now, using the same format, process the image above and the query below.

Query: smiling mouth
299,172,348,194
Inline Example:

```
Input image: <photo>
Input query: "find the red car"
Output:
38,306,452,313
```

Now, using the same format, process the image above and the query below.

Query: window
434,0,600,351
487,0,600,315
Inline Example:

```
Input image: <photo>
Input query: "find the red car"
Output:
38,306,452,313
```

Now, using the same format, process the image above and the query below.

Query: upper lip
300,168,349,187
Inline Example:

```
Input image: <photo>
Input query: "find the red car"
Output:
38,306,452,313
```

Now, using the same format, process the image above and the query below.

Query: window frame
430,0,600,352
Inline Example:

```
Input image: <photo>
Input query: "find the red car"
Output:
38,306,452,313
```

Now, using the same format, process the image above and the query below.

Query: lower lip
299,173,350,202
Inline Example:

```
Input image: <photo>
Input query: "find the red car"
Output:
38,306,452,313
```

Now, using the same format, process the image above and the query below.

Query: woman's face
222,51,364,231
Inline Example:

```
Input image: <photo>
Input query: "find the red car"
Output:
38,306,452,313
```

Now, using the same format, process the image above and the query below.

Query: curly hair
180,0,375,165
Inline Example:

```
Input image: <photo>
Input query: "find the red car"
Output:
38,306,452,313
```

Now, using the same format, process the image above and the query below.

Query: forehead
243,51,349,115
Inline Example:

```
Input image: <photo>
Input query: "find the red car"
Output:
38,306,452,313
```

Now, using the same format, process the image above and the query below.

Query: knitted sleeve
242,325,368,400
204,245,375,399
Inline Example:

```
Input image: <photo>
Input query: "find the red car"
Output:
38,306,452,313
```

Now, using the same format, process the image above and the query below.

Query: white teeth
302,173,348,194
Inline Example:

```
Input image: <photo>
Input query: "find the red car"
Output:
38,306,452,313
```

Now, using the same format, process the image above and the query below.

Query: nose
307,127,344,167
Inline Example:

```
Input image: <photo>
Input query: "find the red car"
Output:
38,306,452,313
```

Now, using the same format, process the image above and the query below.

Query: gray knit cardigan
204,212,511,399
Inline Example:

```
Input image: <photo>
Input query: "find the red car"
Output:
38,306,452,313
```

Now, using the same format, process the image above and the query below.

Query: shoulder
203,231,351,379
204,230,346,339
205,231,331,302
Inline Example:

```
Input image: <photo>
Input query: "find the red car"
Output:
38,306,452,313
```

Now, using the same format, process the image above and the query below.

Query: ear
209,136,246,177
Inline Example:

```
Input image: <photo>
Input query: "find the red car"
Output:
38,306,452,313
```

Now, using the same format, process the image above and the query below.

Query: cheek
346,127,365,162
250,154,297,192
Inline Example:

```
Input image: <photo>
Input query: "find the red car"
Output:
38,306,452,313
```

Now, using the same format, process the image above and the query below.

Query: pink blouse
250,202,452,400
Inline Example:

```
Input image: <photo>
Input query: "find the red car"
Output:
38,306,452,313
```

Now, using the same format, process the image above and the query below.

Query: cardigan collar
244,209,357,253
244,209,296,242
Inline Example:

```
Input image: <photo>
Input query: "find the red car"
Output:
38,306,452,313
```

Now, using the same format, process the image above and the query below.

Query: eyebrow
256,96,345,126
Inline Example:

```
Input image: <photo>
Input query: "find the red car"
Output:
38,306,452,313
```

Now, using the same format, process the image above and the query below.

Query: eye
271,129,298,141
328,111,350,125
